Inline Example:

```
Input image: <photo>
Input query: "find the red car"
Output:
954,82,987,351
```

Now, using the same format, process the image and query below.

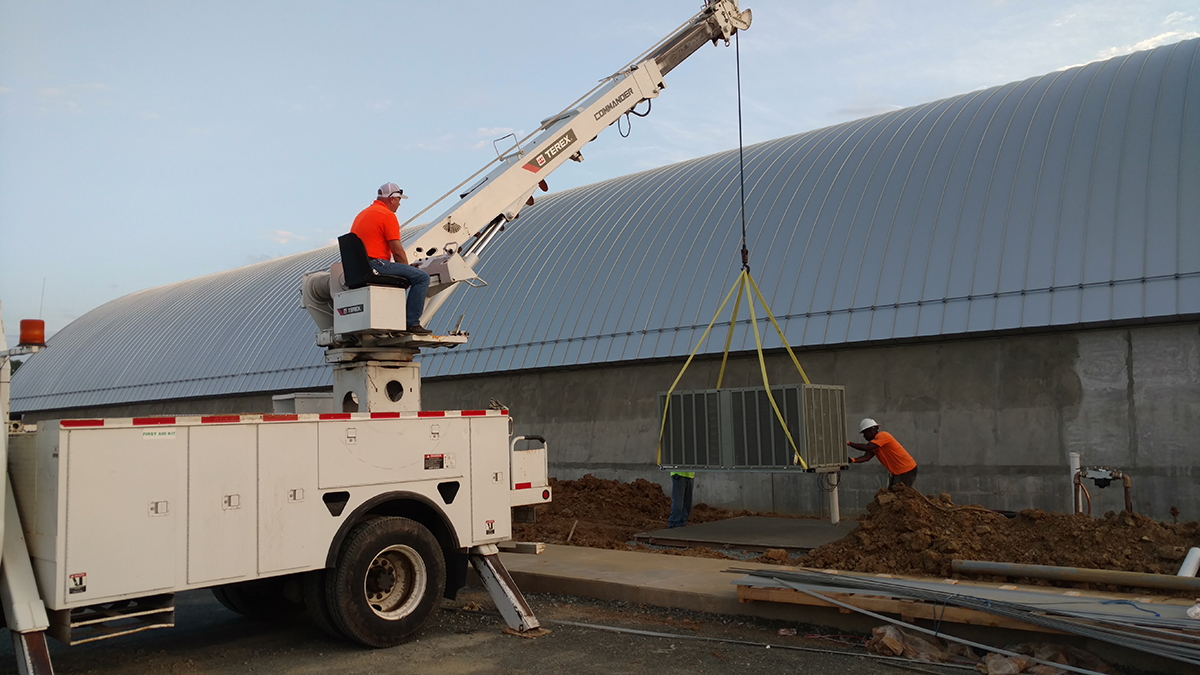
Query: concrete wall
423,323,1200,522
19,393,279,425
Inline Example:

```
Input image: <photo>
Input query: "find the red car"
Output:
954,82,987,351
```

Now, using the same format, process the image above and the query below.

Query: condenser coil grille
659,384,847,471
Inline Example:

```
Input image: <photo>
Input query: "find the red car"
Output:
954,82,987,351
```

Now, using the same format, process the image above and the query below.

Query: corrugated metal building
12,39,1200,518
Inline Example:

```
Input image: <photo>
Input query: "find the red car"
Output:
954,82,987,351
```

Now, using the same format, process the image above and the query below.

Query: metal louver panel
659,384,847,471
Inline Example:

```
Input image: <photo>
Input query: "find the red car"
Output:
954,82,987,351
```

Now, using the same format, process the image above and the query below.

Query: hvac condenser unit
658,384,848,471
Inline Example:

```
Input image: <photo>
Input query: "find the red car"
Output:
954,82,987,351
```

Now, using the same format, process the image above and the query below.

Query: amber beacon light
18,319,45,347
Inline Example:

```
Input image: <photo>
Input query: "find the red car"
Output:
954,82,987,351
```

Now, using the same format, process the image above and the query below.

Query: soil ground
516,476,1200,585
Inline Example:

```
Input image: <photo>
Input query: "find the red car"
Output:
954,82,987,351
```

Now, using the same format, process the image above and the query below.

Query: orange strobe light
18,319,45,347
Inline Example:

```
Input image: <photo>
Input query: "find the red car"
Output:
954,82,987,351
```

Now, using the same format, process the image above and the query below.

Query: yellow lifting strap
657,269,811,469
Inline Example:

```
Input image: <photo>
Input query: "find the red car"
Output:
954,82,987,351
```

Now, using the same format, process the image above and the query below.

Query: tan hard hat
859,418,879,432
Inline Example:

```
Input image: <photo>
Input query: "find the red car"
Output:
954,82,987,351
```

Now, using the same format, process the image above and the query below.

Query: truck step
48,594,175,645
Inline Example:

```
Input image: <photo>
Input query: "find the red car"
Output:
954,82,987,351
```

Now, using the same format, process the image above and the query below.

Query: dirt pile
512,474,755,550
514,477,1200,582
799,486,1200,578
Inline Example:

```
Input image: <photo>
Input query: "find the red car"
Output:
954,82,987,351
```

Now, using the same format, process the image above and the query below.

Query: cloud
1164,12,1195,26
408,133,459,152
0,87,13,94
245,253,274,265
370,99,393,112
138,111,160,120
1097,31,1200,59
268,230,305,244
1051,13,1077,28
38,87,67,97
477,127,514,137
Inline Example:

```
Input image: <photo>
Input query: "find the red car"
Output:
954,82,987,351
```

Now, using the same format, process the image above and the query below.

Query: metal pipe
1121,472,1133,513
828,476,840,526
1179,548,1200,578
952,560,1200,592
1068,452,1081,513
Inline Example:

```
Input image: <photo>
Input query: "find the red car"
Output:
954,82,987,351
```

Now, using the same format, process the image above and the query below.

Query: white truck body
9,410,545,612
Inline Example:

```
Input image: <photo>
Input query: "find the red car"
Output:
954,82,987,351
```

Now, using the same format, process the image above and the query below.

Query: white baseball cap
378,182,408,199
859,418,879,432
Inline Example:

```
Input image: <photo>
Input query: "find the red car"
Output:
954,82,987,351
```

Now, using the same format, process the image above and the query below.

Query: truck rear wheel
327,516,446,648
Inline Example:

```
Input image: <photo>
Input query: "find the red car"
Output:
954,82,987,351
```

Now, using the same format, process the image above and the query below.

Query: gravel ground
0,587,972,675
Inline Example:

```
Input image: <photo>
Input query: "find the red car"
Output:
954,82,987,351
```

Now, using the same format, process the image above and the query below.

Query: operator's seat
337,233,410,289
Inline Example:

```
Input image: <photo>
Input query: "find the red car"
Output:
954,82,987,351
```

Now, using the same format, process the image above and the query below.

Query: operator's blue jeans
668,475,694,528
369,259,431,327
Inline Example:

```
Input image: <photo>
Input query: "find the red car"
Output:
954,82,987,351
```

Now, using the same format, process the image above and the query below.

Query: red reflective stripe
370,412,401,419
462,410,486,416
515,482,532,490
133,417,176,426
263,414,298,422
60,419,104,428
319,413,352,420
201,415,240,424
417,411,445,418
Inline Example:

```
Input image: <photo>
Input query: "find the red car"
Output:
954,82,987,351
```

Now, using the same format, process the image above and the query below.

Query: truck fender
322,490,460,569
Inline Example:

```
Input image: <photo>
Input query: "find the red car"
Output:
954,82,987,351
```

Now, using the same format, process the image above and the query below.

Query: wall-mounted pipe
952,559,1200,592
1073,467,1134,515
1068,452,1081,513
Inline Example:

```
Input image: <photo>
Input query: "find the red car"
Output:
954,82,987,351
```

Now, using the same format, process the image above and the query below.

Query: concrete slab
632,516,856,553
500,543,798,619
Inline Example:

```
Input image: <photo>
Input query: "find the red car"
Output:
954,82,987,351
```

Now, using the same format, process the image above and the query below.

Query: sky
2,0,1198,349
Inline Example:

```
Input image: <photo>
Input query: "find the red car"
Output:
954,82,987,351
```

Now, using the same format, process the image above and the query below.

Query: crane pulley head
708,0,753,44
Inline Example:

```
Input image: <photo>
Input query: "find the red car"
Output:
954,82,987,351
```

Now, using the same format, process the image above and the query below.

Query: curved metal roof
419,37,1200,377
12,38,1200,411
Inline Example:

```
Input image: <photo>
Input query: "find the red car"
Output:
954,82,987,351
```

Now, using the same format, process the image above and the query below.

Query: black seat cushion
337,233,410,290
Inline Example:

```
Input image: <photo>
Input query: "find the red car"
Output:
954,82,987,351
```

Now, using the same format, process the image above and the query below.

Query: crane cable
657,31,811,470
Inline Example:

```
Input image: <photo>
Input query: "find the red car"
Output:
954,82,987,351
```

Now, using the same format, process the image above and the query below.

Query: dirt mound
513,474,756,552
514,477,1200,582
799,486,1200,579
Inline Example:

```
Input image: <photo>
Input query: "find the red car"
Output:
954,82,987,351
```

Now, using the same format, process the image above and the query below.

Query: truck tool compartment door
64,426,182,603
258,422,324,573
188,424,257,584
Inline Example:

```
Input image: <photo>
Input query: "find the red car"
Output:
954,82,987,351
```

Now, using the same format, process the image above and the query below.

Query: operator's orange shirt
869,431,917,475
350,200,401,260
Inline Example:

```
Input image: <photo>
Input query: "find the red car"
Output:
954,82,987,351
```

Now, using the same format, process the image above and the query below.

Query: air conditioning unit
658,384,847,471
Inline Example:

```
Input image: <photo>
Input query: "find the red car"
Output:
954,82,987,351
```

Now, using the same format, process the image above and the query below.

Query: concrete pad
632,516,856,553
499,543,812,620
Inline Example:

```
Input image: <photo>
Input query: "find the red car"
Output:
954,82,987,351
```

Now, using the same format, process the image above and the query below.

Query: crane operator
350,182,432,335
847,418,918,488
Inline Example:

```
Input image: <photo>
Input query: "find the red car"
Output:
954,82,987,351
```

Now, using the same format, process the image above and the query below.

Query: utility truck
1,2,752,672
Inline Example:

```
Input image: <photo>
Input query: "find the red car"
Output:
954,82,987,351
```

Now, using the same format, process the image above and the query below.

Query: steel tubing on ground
952,560,1200,592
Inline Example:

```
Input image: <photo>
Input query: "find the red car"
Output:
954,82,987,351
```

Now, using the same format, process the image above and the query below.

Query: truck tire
211,576,304,620
327,516,446,648
302,569,344,639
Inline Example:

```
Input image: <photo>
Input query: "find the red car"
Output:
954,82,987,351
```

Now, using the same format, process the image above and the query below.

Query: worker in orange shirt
350,182,432,335
847,418,918,488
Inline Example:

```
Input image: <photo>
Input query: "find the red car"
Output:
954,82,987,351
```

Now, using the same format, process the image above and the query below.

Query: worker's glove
848,457,856,464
